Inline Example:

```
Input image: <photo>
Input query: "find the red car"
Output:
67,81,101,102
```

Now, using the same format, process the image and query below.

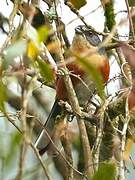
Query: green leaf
0,81,8,112
128,0,135,6
27,24,49,45
36,59,54,82
104,0,115,31
70,0,87,10
26,25,49,59
78,57,105,100
3,40,27,69
92,163,116,180
5,132,22,167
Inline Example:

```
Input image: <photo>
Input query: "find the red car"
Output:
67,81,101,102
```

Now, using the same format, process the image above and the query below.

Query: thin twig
0,1,18,52
4,113,22,133
16,141,28,180
37,118,85,177
5,112,51,179
64,0,121,42
56,33,94,180
118,94,130,180
93,97,112,171
116,47,132,84
30,143,51,180
66,5,102,26
64,0,105,36
16,74,37,180
125,0,135,41
53,2,94,177
129,156,135,169
5,109,85,179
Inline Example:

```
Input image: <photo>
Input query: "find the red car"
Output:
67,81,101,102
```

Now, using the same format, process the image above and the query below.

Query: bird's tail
35,99,62,155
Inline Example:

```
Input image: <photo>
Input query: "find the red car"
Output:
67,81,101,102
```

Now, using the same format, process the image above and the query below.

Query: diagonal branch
55,38,94,180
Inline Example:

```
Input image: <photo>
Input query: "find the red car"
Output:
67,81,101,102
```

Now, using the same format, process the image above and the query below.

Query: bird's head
70,25,110,83
75,25,105,54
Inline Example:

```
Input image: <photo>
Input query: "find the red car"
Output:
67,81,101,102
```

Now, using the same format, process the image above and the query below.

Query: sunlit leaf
37,25,49,43
78,57,105,99
92,163,116,180
36,59,54,82
26,25,49,59
3,40,27,69
70,0,87,10
27,41,39,59
0,81,8,112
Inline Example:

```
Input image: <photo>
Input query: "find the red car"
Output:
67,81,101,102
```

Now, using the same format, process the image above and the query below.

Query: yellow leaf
27,41,39,59
37,25,49,43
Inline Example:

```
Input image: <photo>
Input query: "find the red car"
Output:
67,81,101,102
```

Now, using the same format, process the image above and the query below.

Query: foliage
103,0,115,31
92,163,116,180
78,57,105,99
69,0,87,10
0,0,135,180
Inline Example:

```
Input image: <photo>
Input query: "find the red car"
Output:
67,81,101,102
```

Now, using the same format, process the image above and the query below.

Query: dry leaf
121,44,135,68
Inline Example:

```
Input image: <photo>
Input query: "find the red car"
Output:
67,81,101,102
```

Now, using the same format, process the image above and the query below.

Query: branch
93,98,112,170
61,125,74,180
53,2,94,178
30,143,51,180
5,112,51,180
118,96,130,180
125,0,135,41
56,44,94,180
16,74,36,180
0,0,18,52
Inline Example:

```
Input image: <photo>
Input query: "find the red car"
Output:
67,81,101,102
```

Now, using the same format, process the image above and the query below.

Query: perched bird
35,25,110,155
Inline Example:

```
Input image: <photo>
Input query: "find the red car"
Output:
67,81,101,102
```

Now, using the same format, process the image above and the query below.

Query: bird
35,25,110,155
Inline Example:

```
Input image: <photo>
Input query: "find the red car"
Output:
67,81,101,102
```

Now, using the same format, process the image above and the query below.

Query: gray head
75,25,105,54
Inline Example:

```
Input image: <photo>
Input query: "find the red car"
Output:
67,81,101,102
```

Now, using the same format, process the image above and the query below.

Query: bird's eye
75,27,83,34
89,31,94,36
